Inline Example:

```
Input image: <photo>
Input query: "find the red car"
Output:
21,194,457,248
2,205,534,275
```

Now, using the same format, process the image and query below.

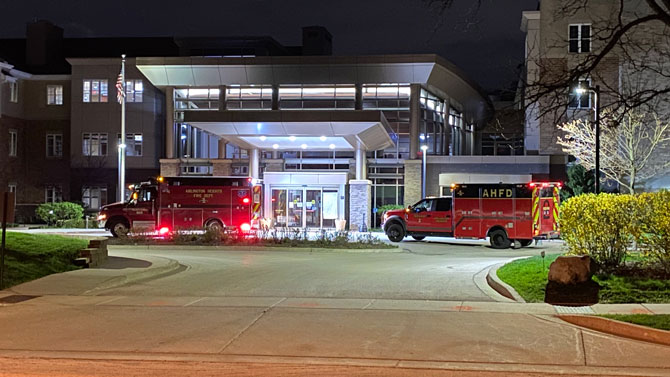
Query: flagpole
118,54,126,202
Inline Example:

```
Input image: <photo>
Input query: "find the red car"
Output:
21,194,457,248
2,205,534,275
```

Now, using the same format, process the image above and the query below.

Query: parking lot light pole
576,83,601,193
421,145,428,198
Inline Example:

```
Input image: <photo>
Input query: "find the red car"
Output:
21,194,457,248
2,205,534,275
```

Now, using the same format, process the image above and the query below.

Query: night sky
0,0,538,92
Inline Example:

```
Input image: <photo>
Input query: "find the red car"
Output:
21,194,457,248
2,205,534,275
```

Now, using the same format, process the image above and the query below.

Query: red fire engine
382,182,561,248
97,176,262,237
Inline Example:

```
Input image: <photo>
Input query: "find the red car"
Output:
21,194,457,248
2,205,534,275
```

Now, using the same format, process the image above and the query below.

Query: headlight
382,213,388,222
97,213,107,221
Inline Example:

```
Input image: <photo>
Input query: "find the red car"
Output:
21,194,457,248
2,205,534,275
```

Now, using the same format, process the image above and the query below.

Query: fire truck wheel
519,239,533,247
489,229,511,249
109,219,129,238
205,220,224,232
386,223,405,242
411,235,426,241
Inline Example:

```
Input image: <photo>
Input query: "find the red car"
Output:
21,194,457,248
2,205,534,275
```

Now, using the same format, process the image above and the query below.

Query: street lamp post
421,145,428,198
576,84,601,193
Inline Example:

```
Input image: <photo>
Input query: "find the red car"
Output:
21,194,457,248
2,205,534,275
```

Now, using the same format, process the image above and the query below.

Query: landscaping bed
1,232,88,288
497,253,670,304
111,228,397,250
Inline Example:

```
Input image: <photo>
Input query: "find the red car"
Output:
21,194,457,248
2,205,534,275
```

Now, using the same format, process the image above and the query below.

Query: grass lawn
496,254,559,302
1,232,88,288
497,254,670,303
599,314,670,331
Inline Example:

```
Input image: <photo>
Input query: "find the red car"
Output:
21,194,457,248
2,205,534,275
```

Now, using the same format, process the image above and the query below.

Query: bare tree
557,110,670,192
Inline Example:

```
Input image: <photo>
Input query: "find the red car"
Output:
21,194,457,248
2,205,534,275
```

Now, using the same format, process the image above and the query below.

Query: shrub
378,204,404,215
560,193,640,271
35,202,85,226
638,190,670,273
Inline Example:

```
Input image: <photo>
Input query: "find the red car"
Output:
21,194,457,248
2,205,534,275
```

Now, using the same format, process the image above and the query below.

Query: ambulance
97,176,262,237
382,182,561,248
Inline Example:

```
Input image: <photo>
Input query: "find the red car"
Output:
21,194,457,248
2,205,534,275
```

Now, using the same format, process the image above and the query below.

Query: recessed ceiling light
259,136,267,141
320,136,327,141
301,144,307,149
329,144,335,149
256,123,262,130
272,144,279,149
289,136,296,142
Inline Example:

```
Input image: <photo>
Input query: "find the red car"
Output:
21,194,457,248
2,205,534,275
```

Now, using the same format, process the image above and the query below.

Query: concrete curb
108,244,402,253
83,257,182,294
472,265,516,303
559,315,670,347
485,259,528,303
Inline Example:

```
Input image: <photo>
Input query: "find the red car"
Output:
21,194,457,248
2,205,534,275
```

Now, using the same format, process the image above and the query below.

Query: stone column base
159,159,180,177
349,179,372,231
211,160,232,176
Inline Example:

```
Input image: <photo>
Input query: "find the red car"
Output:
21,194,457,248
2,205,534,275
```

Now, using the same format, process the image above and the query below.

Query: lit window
278,85,354,110
9,130,17,157
362,84,410,110
569,24,591,53
47,85,63,105
117,133,143,156
45,185,63,203
125,80,143,103
568,79,592,109
82,186,107,210
9,81,18,103
46,133,63,157
175,88,220,110
225,85,272,110
82,133,108,156
83,79,108,102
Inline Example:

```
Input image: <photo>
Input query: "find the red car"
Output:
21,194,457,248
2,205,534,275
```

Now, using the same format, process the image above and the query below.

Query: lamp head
420,145,428,151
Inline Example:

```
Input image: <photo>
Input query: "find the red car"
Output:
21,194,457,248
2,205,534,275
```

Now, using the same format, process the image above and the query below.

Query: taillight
240,223,251,232
242,197,250,204
159,227,170,235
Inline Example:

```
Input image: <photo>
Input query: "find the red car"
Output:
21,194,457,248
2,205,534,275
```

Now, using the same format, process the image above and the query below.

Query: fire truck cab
97,176,262,237
382,182,561,249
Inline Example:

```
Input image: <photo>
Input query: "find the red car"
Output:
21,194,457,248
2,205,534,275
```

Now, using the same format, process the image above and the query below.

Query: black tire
489,229,511,249
519,239,533,247
386,223,405,242
411,235,426,241
205,219,224,232
109,219,129,238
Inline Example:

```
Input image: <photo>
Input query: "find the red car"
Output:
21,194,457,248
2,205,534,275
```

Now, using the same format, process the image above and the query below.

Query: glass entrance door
287,189,303,227
305,190,321,228
271,187,338,228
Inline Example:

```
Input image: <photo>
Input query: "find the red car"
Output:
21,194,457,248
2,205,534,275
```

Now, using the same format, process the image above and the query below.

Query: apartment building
521,0,670,190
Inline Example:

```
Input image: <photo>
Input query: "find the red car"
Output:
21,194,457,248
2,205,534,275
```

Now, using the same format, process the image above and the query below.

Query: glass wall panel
278,85,355,110
225,85,272,110
175,88,219,110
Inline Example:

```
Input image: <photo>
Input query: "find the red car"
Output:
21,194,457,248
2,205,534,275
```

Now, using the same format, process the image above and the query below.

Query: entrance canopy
183,110,395,151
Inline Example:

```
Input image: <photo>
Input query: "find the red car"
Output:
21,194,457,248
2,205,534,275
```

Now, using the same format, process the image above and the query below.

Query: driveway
94,238,563,301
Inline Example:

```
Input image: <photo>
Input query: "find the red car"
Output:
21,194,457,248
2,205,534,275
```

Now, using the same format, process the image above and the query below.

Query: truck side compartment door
432,198,453,235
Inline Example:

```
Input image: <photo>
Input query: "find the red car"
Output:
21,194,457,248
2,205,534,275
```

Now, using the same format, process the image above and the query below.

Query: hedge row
560,191,670,272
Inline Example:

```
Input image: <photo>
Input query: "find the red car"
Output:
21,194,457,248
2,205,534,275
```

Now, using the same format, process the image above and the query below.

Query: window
47,85,63,105
9,130,17,157
362,84,411,110
117,133,143,156
568,79,592,109
82,79,108,102
125,80,143,103
82,133,108,156
175,88,219,110
9,81,18,103
46,133,63,157
82,186,107,210
45,185,62,203
225,85,272,110
569,24,591,53
8,184,16,205
278,85,354,110
436,198,452,211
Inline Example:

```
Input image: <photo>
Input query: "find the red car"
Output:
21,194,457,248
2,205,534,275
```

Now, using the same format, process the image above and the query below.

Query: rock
548,255,596,285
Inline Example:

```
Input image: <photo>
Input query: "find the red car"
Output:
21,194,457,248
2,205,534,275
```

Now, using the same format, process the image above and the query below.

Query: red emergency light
242,197,250,204
159,227,170,235
240,223,251,232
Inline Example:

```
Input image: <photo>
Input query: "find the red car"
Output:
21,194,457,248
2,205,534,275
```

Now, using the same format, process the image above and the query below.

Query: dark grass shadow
101,256,152,269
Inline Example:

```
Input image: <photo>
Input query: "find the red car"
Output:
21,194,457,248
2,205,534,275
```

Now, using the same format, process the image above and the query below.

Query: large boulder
548,255,596,285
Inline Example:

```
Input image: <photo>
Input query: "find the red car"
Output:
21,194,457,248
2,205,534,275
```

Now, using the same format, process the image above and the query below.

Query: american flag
116,72,125,104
